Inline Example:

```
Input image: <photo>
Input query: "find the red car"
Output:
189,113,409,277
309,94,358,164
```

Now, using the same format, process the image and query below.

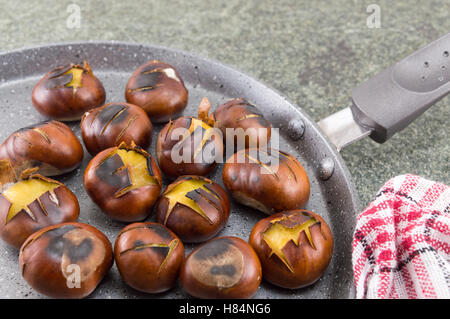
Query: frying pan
0,33,448,299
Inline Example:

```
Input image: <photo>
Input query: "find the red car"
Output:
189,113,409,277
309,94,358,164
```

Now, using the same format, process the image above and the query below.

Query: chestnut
0,160,79,249
32,61,106,121
125,60,188,123
114,222,185,293
180,236,261,299
19,222,113,299
249,210,333,289
83,142,162,222
0,120,84,176
81,102,152,156
155,175,230,243
199,97,271,149
156,113,224,178
222,148,310,214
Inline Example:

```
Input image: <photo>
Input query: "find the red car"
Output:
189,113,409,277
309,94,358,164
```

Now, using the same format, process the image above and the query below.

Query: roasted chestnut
125,60,188,123
0,160,79,249
114,222,185,293
156,114,223,178
222,148,310,214
83,142,162,222
0,120,84,176
249,210,333,289
155,175,230,243
19,222,113,299
32,61,106,121
180,236,261,299
199,97,271,149
81,102,152,156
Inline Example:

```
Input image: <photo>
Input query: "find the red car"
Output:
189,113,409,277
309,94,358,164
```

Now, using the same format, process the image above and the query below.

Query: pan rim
0,40,360,298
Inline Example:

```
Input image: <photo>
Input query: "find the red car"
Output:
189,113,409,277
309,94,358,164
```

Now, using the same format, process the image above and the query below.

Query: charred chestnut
0,120,84,176
32,61,106,121
180,236,261,299
156,114,223,178
199,98,271,149
83,142,162,222
114,222,184,293
19,222,113,298
222,148,310,214
0,160,79,249
249,210,333,289
155,175,230,243
125,60,188,123
81,102,152,156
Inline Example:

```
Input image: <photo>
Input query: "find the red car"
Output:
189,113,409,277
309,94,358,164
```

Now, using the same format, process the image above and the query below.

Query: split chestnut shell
249,210,333,289
211,98,271,149
125,60,188,123
81,102,152,156
222,148,310,214
32,61,106,121
114,222,185,293
156,116,224,178
0,120,84,176
83,142,162,222
0,161,79,249
155,175,230,243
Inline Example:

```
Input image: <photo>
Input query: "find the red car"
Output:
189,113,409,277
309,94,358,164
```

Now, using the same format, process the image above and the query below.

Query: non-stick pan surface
0,42,359,299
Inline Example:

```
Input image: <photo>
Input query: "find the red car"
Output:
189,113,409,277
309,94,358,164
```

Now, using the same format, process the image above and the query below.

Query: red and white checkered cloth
352,174,450,299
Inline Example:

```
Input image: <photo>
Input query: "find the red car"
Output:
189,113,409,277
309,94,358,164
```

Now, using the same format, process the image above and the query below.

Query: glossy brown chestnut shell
0,120,84,176
155,175,230,243
180,236,262,299
125,60,188,123
249,210,333,289
156,116,223,178
114,222,185,293
19,222,113,299
0,161,79,249
222,148,310,214
81,102,153,156
32,61,106,121
83,142,162,222
209,98,271,149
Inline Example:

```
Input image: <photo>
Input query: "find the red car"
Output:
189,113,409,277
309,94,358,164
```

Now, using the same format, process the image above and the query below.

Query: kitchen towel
352,174,450,298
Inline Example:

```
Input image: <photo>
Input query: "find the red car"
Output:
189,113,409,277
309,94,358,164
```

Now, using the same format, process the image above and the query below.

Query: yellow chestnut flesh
64,68,83,91
114,148,157,195
249,210,333,289
83,143,162,222
3,178,59,223
32,62,106,121
163,178,213,224
155,176,230,243
0,163,80,249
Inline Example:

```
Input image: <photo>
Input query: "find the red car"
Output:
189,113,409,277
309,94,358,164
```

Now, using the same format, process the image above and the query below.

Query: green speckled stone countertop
0,0,448,208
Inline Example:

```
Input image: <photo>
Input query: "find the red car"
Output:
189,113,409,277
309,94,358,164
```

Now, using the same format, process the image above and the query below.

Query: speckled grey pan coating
0,42,359,299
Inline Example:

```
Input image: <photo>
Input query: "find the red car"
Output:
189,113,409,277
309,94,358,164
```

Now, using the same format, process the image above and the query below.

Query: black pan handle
351,32,450,143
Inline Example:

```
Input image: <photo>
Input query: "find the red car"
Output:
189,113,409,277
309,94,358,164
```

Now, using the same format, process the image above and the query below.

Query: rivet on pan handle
318,32,450,151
